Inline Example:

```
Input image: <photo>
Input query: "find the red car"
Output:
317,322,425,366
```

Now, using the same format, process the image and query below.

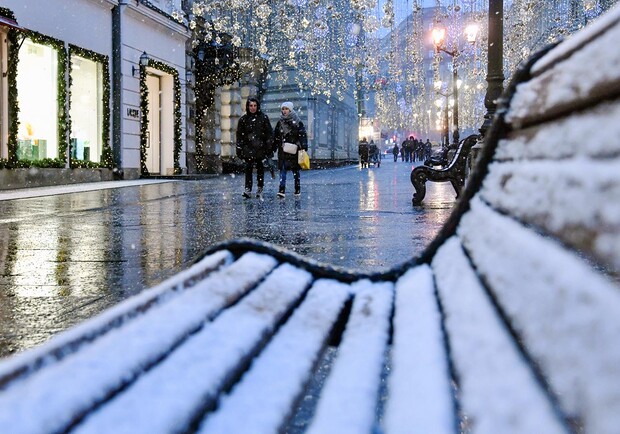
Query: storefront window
70,55,102,163
16,39,58,161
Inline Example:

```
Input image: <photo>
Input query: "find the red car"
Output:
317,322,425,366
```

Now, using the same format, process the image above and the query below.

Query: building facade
0,0,191,187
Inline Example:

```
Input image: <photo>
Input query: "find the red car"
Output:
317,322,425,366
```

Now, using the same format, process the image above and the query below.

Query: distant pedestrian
274,101,308,197
402,136,415,162
400,138,409,162
415,138,424,161
424,139,432,161
369,140,380,166
392,144,399,162
358,137,369,168
236,96,273,199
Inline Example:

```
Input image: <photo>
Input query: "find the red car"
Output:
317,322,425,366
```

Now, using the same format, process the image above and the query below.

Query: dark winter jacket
236,98,273,161
358,139,369,159
274,111,307,169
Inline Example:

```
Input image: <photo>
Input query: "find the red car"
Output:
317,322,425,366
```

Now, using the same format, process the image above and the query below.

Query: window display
16,39,58,161
70,55,103,163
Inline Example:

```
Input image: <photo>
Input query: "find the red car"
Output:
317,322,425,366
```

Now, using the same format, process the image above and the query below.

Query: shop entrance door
145,74,161,174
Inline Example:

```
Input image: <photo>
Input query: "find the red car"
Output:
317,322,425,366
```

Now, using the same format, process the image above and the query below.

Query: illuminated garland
0,8,14,20
194,87,205,173
22,30,69,164
3,31,113,169
6,29,19,166
139,65,149,175
68,44,113,168
139,59,182,175
4,29,66,168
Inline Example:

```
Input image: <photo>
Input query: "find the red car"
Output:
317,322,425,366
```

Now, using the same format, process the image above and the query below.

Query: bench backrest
446,134,478,170
418,7,620,432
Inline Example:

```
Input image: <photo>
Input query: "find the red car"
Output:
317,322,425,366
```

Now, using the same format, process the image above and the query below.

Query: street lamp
465,24,480,45
434,81,451,148
432,25,476,147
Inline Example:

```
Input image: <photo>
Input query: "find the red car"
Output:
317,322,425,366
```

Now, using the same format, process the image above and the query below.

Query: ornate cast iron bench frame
410,133,478,205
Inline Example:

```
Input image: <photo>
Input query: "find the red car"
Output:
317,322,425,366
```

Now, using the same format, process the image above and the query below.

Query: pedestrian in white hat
273,102,308,197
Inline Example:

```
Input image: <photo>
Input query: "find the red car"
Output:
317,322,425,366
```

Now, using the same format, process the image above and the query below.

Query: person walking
402,136,415,162
369,140,380,166
274,101,308,198
392,143,399,162
424,139,432,161
236,96,273,199
358,137,369,168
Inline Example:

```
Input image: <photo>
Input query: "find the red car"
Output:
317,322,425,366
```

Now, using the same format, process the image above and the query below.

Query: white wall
121,4,190,172
3,0,114,55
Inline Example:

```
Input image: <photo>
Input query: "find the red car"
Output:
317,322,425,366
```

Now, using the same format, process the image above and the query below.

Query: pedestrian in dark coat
236,96,273,199
402,136,415,162
424,139,432,161
358,137,369,168
273,101,308,197
392,144,399,162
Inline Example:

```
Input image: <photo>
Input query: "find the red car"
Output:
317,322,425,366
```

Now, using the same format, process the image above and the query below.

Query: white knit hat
281,101,294,111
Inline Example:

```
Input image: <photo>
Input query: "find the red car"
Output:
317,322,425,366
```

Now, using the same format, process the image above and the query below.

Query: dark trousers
279,159,300,192
244,158,264,191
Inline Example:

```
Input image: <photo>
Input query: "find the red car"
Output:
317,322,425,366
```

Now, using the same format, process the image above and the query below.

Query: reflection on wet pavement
0,160,456,357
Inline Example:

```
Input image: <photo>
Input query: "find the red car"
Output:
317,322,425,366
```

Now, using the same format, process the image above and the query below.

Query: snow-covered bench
2,7,620,434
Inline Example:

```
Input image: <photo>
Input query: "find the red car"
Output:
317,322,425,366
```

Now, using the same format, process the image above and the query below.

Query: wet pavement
0,159,457,358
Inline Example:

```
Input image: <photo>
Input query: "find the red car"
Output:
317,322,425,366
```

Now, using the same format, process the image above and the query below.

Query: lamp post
434,94,449,148
434,81,451,148
452,65,459,146
479,0,504,137
432,25,477,147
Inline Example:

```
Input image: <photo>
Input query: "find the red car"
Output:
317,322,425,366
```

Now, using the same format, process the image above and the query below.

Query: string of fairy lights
0,1,614,169
189,0,615,138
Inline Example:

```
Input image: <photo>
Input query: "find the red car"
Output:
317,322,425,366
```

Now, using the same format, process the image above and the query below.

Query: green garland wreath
6,29,19,166
68,44,113,169
4,32,114,170
4,29,118,170
139,59,182,175
21,30,69,164
0,7,16,21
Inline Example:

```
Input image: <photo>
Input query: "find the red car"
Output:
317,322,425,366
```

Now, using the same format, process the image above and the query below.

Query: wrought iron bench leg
411,168,427,205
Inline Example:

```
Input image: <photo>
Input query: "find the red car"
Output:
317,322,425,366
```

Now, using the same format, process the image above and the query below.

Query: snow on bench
1,5,620,434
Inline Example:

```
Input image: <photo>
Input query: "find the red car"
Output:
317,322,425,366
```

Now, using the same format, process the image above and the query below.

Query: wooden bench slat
497,99,620,162
383,265,454,434
72,263,313,433
458,198,620,434
305,280,393,434
480,158,620,273
433,237,567,434
197,279,350,434
506,11,620,127
0,249,232,387
0,252,277,434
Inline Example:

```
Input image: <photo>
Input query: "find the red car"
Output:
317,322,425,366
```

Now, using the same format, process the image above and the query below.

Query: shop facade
0,0,190,188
